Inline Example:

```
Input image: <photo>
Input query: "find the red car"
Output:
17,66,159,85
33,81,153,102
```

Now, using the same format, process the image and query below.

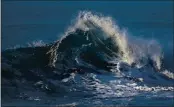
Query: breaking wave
2,11,174,106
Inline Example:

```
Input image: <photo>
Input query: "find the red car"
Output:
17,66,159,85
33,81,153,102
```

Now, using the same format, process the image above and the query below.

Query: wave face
2,11,174,106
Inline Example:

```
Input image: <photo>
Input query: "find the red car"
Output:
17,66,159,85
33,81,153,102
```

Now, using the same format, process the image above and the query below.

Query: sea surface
1,1,174,106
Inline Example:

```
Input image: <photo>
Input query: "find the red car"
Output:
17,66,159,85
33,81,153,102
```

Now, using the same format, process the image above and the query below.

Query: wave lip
47,11,163,71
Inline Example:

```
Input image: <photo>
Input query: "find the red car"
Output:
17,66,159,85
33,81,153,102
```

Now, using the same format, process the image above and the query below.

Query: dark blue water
2,1,173,49
1,1,174,106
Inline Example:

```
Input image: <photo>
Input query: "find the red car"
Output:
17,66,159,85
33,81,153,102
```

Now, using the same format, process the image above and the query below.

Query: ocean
1,1,174,106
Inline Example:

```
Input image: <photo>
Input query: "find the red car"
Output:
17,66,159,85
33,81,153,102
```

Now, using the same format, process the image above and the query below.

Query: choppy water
1,11,174,106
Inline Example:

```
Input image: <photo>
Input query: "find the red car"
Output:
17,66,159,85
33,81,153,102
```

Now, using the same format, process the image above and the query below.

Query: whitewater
1,11,174,106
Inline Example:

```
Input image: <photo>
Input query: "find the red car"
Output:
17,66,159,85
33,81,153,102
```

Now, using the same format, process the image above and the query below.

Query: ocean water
1,1,174,106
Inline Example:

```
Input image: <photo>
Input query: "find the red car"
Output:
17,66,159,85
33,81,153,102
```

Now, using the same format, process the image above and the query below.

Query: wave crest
47,11,163,71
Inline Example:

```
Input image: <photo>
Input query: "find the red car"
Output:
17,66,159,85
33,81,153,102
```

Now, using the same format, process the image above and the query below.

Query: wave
47,11,163,70
1,11,174,106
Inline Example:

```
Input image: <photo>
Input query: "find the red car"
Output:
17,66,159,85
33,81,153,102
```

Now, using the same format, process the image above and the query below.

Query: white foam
161,69,174,79
6,40,46,50
47,11,163,71
134,85,174,92
27,40,46,47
